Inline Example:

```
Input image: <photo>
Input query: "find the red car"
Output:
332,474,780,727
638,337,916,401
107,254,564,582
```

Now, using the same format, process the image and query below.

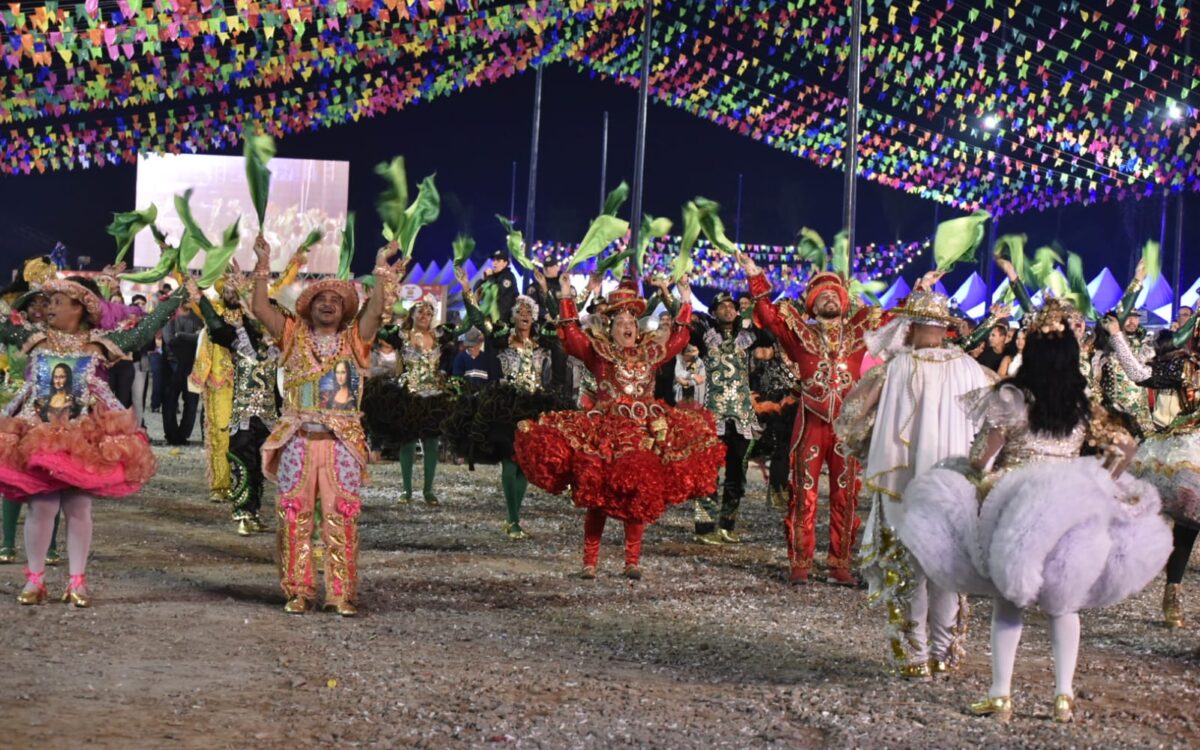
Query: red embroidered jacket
558,296,693,405
749,272,887,425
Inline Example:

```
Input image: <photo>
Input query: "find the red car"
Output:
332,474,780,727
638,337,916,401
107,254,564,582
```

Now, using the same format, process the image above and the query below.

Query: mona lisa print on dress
33,357,88,421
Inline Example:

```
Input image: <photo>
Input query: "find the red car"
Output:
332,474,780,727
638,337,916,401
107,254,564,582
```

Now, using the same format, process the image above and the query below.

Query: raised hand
916,269,945,292
376,239,401,267
1102,315,1121,336
1135,258,1147,284
184,276,202,302
995,257,1017,282
253,234,271,269
676,274,692,306
534,267,548,292
734,251,760,276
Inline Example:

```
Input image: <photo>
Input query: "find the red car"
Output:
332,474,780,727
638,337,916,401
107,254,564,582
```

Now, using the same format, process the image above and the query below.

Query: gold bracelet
253,269,270,279
373,266,395,279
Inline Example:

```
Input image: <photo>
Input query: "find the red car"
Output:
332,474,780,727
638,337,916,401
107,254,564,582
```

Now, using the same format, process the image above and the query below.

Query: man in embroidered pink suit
251,235,405,616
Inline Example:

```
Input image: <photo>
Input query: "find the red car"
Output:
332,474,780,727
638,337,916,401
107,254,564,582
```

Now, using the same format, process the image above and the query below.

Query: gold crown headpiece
1028,298,1076,337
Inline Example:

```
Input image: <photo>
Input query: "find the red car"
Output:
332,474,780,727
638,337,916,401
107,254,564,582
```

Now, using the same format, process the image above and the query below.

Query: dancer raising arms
4,276,199,606
252,235,405,616
515,274,724,580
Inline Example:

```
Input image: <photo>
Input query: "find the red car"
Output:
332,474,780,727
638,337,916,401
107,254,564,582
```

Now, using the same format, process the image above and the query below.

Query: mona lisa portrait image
317,359,359,411
34,357,86,422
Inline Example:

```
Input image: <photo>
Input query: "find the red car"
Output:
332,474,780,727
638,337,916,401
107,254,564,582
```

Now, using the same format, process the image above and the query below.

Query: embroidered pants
228,417,271,518
274,436,362,606
785,415,862,571
203,384,233,497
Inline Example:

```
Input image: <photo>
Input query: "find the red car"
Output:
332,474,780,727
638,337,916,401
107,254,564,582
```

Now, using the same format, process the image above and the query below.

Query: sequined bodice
993,420,1087,471
399,338,443,397
591,343,661,403
498,342,548,394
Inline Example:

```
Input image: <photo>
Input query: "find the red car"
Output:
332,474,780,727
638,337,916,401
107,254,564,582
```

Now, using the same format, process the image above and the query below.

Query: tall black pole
525,66,544,248
509,160,517,221
599,111,609,215
985,215,998,303
735,173,744,243
1158,190,1169,314
1175,192,1186,320
628,0,654,282
841,0,864,261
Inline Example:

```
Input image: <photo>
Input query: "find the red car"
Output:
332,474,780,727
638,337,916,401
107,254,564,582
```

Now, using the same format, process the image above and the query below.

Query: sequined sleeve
833,364,885,459
106,287,185,353
1107,329,1153,384
1085,404,1139,475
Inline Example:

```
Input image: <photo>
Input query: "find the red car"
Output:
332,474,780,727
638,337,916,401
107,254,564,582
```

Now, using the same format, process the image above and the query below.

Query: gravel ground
6,425,1200,749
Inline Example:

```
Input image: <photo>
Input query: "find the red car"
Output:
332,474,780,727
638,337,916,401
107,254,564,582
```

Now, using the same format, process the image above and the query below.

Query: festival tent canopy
1183,278,1200,308
1087,268,1125,316
1136,277,1176,324
878,277,911,310
0,0,1196,218
949,272,988,320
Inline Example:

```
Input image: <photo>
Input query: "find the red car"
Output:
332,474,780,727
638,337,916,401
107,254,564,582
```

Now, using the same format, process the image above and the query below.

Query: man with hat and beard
251,234,407,617
738,253,883,585
835,284,994,679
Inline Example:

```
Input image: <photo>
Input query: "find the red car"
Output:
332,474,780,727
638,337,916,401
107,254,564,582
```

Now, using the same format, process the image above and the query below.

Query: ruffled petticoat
443,383,571,467
0,407,155,499
898,456,1170,614
1135,419,1200,527
514,399,725,524
360,376,452,448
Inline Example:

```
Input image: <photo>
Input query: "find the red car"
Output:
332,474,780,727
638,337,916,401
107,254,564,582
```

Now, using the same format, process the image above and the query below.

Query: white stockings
988,598,1080,699
22,490,93,591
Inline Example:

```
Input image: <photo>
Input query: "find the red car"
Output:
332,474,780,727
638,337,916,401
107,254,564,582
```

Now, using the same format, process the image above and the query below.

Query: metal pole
509,160,517,221
841,0,864,261
1175,192,1186,320
524,66,544,248
735,173,744,243
599,111,609,215
985,215,998,302
628,0,654,282
1158,190,1169,314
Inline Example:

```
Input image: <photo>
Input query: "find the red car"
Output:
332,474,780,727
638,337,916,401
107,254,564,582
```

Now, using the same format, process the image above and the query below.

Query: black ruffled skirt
443,383,571,467
362,376,452,450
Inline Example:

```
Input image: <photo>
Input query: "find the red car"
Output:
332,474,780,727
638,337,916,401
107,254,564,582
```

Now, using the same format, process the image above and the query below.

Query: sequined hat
896,289,958,327
803,272,849,316
41,278,103,326
605,277,647,317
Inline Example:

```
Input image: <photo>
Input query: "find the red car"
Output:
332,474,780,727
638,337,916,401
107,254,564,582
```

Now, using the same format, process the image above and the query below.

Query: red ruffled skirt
514,399,725,524
0,408,156,500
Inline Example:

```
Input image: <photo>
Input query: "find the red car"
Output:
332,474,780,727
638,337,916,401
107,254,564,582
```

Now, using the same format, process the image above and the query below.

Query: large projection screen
133,153,349,275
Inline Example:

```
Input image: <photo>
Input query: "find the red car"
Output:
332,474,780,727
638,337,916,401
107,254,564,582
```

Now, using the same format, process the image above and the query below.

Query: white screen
133,153,350,275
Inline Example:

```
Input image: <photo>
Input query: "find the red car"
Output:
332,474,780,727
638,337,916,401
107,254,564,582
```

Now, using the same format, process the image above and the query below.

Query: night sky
0,63,1194,298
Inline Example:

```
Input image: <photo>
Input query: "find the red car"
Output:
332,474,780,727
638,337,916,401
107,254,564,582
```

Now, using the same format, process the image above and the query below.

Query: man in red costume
737,252,884,586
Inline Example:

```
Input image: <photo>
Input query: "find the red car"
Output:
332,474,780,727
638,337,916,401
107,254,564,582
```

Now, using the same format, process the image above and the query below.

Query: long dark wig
999,329,1091,437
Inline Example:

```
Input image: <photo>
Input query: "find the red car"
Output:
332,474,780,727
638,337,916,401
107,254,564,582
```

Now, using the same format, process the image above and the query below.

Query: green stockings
501,460,528,526
399,439,440,500
1,499,61,554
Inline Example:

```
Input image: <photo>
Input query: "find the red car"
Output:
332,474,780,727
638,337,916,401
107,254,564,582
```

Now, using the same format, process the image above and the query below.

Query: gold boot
968,695,1013,722
0,546,16,564
1053,694,1074,723
284,596,311,614
898,662,932,681
1164,583,1185,628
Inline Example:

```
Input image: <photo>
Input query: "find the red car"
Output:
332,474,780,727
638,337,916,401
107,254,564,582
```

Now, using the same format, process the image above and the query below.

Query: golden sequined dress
513,297,725,524
897,385,1171,613
360,328,453,450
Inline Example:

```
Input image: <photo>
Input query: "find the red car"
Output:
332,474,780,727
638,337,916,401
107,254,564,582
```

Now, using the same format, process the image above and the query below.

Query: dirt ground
6,426,1200,750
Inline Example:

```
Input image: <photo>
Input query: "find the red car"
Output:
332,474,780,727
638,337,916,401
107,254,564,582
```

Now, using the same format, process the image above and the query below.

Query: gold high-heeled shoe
324,601,358,617
1053,694,1074,723
968,695,1013,722
61,574,90,608
17,567,47,605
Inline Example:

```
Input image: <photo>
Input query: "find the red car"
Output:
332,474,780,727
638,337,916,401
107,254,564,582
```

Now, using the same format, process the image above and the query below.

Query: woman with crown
514,274,725,579
895,299,1171,723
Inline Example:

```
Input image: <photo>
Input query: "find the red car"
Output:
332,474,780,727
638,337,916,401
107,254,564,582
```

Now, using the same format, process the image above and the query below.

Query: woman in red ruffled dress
515,275,725,579
0,276,197,606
